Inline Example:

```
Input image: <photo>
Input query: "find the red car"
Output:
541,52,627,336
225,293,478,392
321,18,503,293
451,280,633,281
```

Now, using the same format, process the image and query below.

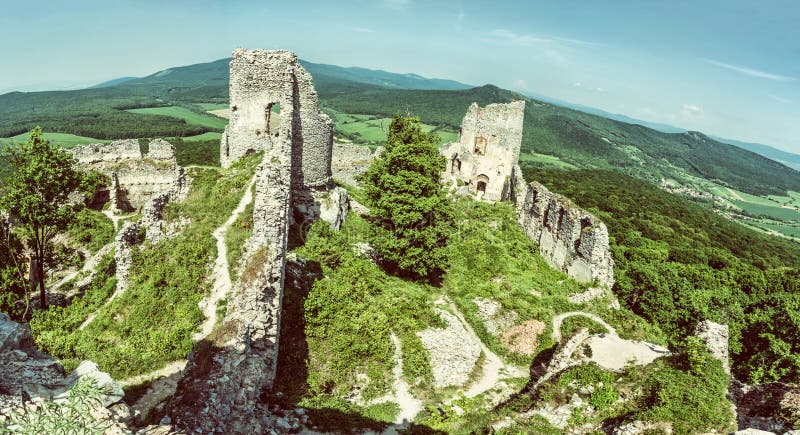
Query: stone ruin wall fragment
511,165,615,287
70,138,188,212
441,101,525,201
169,48,347,433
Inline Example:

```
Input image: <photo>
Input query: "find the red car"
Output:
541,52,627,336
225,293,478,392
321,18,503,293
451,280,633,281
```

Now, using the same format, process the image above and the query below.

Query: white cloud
383,0,412,11
705,59,796,82
682,104,703,113
768,93,796,104
351,27,374,33
488,28,551,46
514,79,528,90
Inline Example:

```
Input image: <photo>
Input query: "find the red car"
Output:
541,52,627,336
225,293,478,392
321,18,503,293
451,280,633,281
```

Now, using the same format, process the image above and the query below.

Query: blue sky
1,0,798,152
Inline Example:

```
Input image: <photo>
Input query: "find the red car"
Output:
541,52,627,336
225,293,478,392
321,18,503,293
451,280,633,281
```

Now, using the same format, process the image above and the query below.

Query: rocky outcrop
511,166,615,287
731,380,800,433
70,138,189,213
417,309,482,388
440,101,525,202
114,221,140,296
694,320,730,374
0,313,128,431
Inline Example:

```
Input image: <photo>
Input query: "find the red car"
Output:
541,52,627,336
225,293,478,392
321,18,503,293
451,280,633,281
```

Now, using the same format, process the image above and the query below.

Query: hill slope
1,58,798,197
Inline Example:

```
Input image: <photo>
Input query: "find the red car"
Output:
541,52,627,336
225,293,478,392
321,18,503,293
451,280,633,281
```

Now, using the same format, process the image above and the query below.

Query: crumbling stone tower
169,49,347,433
440,101,525,202
221,49,333,190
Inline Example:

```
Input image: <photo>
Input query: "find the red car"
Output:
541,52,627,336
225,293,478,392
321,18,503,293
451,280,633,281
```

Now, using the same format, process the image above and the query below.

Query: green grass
328,109,457,146
519,152,579,169
30,154,261,379
180,132,222,142
731,199,800,222
0,132,108,148
126,106,228,130
194,103,228,111
224,183,255,279
749,220,800,238
443,199,664,367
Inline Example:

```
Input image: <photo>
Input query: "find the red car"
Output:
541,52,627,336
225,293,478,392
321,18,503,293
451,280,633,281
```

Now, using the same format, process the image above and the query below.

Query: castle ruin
168,49,347,433
443,101,614,287
440,101,525,202
70,138,188,213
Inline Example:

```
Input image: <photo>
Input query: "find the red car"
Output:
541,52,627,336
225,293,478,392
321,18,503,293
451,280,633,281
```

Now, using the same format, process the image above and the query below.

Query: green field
0,132,108,148
749,220,800,238
731,200,800,222
126,106,228,130
179,132,222,142
194,103,228,111
328,111,458,145
519,152,578,169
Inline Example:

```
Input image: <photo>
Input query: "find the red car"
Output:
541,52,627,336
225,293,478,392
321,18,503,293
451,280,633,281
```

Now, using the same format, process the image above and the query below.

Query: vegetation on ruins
531,168,800,384
29,153,260,378
360,115,454,279
0,127,92,310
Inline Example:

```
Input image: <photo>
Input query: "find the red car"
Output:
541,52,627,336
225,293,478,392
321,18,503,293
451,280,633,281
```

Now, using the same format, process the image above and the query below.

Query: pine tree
360,115,453,279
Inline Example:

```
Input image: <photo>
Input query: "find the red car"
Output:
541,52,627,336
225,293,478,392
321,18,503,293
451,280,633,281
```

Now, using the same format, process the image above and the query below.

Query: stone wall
511,166,614,287
169,48,347,433
440,101,525,202
70,138,188,212
221,48,333,192
169,121,293,434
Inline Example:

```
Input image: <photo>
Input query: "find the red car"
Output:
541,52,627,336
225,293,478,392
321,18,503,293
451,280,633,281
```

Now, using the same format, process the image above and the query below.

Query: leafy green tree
0,127,85,309
0,213,27,318
360,114,453,279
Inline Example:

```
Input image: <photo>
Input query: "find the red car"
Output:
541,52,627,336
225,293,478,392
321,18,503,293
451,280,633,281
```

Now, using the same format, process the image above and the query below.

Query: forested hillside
528,167,800,383
2,57,797,197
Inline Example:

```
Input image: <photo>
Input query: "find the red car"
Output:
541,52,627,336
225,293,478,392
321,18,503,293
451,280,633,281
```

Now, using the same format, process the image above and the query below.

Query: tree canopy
360,114,453,279
0,127,86,309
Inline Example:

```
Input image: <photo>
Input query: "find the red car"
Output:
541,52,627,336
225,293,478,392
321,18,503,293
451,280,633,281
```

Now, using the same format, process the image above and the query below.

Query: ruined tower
221,48,333,191
169,49,347,433
440,100,525,202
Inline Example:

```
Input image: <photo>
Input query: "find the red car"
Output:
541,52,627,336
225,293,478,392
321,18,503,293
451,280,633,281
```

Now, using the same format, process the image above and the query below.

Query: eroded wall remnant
169,48,347,433
440,101,525,202
511,166,615,287
441,101,614,287
70,138,188,213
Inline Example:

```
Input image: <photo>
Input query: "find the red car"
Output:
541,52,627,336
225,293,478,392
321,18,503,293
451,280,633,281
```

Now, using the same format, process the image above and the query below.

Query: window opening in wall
474,136,487,155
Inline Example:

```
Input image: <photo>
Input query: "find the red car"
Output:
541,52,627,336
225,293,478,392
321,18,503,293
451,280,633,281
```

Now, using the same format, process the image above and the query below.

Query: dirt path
389,333,422,424
119,360,188,389
726,187,746,202
53,243,113,292
551,311,617,342
192,176,256,341
102,209,131,232
445,300,526,400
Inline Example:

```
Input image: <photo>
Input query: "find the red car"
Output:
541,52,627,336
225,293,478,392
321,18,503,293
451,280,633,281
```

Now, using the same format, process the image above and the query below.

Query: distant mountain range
1,55,798,196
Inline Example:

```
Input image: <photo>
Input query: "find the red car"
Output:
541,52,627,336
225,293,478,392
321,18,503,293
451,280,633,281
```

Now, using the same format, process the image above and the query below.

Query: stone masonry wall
169,111,293,434
221,48,334,191
511,166,615,287
70,138,188,212
440,101,525,202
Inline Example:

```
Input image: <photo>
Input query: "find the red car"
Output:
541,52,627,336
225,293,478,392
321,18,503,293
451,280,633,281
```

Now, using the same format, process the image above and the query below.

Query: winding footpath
117,175,256,387
53,243,114,293
193,176,256,340
446,300,527,399
551,311,617,343
389,333,423,425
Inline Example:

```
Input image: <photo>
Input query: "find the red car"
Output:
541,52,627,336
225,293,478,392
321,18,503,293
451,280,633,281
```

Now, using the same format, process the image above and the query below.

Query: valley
0,49,799,434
